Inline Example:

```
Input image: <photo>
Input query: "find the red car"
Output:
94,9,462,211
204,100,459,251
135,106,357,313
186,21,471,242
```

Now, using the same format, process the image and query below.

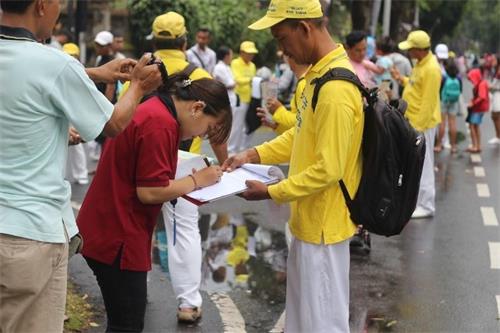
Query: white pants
66,143,88,182
285,238,350,333
416,126,437,214
228,102,250,154
162,198,202,309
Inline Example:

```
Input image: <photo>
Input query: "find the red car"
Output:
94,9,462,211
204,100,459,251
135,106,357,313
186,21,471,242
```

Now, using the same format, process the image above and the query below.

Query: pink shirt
350,59,377,88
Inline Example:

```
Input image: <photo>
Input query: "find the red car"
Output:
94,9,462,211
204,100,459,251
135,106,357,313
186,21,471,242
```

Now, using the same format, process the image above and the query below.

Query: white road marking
496,295,500,319
477,183,491,198
488,242,500,269
269,310,285,333
473,166,485,177
71,201,81,211
209,292,246,333
471,154,482,163
481,207,499,226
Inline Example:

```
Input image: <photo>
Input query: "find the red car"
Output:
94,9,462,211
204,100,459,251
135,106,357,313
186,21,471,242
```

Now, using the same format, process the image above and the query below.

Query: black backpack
311,67,426,236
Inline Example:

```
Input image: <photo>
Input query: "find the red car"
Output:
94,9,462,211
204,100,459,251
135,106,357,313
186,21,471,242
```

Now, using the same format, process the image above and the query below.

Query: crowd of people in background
1,0,500,332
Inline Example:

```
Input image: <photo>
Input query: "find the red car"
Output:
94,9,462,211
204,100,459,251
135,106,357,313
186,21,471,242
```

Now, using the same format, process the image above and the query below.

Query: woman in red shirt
76,69,231,332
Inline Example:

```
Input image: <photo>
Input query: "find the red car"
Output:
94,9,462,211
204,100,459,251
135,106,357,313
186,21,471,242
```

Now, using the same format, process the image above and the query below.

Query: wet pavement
69,80,500,332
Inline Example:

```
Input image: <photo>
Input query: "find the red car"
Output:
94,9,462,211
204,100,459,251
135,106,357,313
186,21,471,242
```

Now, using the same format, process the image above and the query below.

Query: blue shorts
466,112,485,125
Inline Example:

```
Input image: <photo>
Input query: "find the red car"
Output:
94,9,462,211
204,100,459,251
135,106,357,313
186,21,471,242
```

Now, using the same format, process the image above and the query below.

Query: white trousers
162,198,202,308
228,102,250,154
416,126,437,214
66,143,88,182
285,238,350,333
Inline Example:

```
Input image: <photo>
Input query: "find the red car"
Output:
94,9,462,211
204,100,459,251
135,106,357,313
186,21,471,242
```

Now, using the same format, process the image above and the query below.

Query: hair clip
181,79,192,88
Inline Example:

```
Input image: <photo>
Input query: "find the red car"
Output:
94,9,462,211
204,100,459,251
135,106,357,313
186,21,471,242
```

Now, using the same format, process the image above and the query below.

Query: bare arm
102,54,162,137
210,142,228,165
136,166,223,204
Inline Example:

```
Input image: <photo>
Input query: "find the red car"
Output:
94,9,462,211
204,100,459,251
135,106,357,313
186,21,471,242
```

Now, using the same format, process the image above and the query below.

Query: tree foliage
452,0,500,53
128,0,277,66
419,0,468,47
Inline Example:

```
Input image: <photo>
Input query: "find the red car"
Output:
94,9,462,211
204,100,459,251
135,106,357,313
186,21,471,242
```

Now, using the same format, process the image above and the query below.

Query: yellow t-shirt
256,45,364,245
231,57,256,104
401,52,442,131
272,75,306,135
120,49,211,153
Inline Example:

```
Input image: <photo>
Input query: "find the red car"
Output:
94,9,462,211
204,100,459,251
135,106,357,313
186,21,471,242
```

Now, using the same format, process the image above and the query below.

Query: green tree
452,0,500,53
419,0,468,47
128,0,277,66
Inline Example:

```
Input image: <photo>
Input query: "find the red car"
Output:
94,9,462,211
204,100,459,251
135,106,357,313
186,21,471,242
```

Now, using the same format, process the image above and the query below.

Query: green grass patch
64,282,99,332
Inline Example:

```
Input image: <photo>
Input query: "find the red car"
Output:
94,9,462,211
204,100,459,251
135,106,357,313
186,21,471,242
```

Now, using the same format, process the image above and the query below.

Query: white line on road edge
269,310,285,333
481,207,499,226
71,201,81,211
209,292,246,333
488,242,500,269
473,166,486,177
470,154,482,163
477,183,491,198
496,295,500,319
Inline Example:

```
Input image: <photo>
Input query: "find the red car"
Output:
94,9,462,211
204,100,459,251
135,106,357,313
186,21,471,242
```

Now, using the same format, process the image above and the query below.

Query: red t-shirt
471,80,490,113
77,96,179,271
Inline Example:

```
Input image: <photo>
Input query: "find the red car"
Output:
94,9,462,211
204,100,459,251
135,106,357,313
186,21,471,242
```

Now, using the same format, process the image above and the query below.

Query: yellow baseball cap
62,43,80,57
248,0,323,30
240,41,259,54
398,30,431,50
151,11,187,39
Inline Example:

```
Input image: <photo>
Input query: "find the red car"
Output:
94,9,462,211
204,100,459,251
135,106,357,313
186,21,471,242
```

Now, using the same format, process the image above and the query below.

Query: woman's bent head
159,70,232,144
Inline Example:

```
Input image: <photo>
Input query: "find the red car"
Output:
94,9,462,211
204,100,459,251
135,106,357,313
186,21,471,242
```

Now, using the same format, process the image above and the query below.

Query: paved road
69,80,500,332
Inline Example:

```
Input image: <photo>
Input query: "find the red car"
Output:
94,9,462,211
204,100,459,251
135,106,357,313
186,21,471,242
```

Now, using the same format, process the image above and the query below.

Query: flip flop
466,147,481,153
434,146,443,153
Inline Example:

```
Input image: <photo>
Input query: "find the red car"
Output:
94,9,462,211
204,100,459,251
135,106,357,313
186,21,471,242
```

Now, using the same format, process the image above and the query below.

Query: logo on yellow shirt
296,91,308,130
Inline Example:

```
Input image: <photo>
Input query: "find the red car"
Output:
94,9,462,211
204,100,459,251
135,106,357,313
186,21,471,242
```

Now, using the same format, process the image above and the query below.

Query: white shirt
186,44,216,74
490,78,500,112
213,60,237,107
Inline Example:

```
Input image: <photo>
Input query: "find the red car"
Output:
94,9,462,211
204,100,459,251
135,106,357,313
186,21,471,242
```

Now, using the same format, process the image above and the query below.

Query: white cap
94,31,114,46
435,43,449,60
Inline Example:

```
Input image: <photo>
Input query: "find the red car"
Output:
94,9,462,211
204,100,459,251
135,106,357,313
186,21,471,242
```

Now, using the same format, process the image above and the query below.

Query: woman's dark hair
376,36,395,54
444,59,459,78
0,0,34,13
158,69,232,145
216,46,232,62
345,30,367,48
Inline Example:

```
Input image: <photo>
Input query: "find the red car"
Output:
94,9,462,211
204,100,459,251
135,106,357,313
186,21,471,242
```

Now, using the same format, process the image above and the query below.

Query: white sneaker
75,178,89,185
411,207,434,219
488,137,500,145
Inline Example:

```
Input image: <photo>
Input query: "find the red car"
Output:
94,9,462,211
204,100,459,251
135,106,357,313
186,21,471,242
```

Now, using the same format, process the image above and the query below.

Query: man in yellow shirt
229,41,258,154
392,30,442,218
223,1,364,331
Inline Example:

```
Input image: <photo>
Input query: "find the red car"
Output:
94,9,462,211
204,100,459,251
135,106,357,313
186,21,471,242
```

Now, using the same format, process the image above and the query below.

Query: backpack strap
310,67,375,112
310,67,374,208
189,49,206,70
